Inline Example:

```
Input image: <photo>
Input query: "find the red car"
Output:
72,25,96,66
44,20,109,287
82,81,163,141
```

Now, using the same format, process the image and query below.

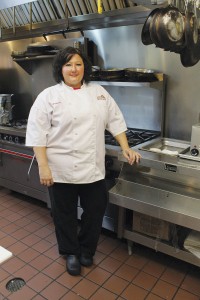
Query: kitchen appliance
0,94,14,125
177,123,200,162
190,123,200,156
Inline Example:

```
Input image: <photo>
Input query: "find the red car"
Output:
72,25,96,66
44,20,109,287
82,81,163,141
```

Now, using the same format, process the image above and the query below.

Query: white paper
0,246,13,264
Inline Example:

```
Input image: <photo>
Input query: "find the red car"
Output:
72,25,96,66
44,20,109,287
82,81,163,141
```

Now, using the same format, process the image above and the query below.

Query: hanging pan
141,8,160,45
180,2,200,67
155,4,185,52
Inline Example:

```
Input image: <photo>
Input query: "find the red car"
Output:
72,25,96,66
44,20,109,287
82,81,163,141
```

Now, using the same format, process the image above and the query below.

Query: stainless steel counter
109,138,200,266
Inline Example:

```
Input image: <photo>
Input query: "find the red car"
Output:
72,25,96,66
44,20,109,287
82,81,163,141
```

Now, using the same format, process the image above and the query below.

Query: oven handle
0,148,34,160
0,148,36,180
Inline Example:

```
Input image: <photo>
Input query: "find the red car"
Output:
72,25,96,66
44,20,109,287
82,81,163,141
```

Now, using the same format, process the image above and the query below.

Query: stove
105,128,161,148
0,119,27,144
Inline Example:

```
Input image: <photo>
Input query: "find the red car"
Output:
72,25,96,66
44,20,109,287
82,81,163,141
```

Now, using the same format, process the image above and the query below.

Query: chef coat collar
61,81,86,90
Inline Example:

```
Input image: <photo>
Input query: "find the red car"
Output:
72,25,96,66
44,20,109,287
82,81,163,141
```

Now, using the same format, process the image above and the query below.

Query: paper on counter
0,246,13,264
150,148,179,156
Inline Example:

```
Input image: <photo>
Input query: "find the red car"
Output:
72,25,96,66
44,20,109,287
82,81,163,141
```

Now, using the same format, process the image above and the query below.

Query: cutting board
0,246,13,263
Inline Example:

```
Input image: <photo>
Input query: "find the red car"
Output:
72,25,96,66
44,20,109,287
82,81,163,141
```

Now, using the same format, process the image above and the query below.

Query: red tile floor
0,187,200,300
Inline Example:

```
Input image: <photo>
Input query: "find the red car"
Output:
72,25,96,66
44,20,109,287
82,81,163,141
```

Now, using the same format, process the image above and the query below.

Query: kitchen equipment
180,5,200,67
141,8,160,45
156,5,185,52
148,3,185,52
109,132,200,266
105,128,160,148
99,69,125,80
0,94,14,125
140,137,189,155
190,123,200,156
26,44,57,57
124,68,158,82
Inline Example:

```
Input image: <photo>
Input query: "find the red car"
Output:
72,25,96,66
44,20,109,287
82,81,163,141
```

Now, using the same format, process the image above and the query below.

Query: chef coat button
74,117,77,120
74,165,77,168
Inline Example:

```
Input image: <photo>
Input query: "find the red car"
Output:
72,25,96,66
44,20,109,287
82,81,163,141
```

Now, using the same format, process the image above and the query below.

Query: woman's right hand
38,165,54,186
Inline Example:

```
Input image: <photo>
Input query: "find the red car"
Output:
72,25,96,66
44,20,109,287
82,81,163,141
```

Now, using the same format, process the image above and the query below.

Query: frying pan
149,8,166,49
180,9,200,67
141,8,160,45
99,69,125,80
184,11,198,48
124,68,158,82
180,34,200,67
155,5,185,52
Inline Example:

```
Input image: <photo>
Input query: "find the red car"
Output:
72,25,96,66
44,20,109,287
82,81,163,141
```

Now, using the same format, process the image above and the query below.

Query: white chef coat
26,81,127,183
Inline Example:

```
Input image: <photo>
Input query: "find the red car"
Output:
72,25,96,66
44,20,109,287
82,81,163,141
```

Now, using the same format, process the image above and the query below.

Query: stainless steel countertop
0,126,26,137
117,138,200,177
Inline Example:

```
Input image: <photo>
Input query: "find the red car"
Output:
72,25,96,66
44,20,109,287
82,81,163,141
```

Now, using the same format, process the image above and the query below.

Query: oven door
0,142,50,207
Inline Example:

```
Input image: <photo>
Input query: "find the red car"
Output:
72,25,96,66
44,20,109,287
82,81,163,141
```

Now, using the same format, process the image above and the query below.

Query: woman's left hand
122,148,141,165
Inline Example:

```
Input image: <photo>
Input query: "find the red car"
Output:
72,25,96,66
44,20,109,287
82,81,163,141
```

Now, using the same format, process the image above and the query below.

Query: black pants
48,179,108,257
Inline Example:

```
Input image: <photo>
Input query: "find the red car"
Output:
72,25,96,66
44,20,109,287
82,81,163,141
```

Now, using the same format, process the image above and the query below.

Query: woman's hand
122,148,141,165
38,165,54,186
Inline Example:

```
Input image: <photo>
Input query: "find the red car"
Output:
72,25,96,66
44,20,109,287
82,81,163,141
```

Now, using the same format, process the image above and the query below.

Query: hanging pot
180,9,200,67
184,11,198,48
155,5,185,52
149,8,165,49
180,35,200,67
141,8,160,45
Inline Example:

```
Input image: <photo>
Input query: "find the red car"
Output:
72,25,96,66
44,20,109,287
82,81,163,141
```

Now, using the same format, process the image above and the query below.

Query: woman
26,46,141,276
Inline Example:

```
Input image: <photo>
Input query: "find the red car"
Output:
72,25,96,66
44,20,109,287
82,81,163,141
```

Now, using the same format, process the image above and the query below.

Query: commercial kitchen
0,0,200,299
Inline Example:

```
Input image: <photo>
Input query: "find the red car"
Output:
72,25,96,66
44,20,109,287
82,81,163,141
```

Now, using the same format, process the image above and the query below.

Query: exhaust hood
0,0,36,10
0,0,164,41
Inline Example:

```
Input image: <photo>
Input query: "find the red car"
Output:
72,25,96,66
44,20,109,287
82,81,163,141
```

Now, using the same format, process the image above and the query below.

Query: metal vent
6,278,26,293
0,0,135,29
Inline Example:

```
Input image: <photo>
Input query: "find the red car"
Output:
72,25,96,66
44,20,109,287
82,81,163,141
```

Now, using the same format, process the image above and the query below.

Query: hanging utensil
141,8,160,45
155,2,185,52
180,0,200,67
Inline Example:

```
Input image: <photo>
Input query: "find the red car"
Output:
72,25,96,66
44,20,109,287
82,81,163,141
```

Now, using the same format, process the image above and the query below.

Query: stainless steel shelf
124,229,200,267
12,55,55,74
94,74,166,91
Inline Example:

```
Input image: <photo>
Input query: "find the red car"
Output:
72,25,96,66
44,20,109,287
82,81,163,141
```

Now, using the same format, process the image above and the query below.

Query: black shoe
66,255,81,276
80,254,93,267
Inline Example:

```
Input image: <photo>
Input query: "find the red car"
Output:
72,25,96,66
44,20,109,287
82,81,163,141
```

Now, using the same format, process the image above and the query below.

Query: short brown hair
52,46,92,83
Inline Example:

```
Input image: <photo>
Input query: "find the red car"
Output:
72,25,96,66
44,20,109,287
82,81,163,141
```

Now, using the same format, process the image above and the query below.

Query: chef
26,46,141,276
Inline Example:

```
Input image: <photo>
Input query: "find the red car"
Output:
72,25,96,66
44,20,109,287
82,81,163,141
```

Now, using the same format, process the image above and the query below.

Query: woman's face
62,54,84,88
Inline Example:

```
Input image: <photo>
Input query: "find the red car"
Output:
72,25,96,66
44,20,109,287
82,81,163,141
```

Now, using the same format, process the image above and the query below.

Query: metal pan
184,11,198,49
141,8,160,46
155,5,185,52
99,69,125,80
124,68,158,82
180,34,200,67
149,8,165,49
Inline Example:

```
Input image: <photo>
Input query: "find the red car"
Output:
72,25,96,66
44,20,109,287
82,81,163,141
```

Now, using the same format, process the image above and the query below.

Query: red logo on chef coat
97,95,106,100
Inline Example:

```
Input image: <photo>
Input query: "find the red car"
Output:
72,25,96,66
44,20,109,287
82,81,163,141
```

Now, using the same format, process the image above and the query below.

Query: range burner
0,119,27,130
105,128,160,147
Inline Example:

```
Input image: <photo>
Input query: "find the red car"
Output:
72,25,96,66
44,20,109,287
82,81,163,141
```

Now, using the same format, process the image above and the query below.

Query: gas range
105,128,160,152
105,128,161,171
0,120,27,145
